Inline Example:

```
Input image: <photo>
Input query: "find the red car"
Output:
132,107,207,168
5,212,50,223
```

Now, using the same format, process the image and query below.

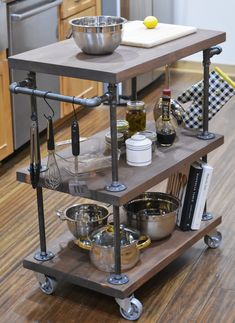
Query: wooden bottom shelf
23,216,222,299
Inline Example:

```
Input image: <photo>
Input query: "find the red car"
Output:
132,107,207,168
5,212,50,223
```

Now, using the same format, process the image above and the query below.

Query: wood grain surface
8,29,225,83
1,69,235,322
16,129,223,206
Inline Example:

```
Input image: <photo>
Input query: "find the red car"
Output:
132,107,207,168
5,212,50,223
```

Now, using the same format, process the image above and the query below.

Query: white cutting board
121,21,197,48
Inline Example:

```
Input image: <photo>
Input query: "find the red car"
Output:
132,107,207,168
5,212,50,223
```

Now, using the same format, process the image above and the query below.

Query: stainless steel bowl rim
124,194,181,209
62,203,110,223
69,16,127,29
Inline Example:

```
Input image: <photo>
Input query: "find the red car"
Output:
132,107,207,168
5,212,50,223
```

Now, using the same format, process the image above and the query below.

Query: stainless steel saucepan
77,224,151,272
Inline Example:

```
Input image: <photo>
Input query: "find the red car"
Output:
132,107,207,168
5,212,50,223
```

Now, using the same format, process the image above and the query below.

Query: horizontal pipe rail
9,82,111,108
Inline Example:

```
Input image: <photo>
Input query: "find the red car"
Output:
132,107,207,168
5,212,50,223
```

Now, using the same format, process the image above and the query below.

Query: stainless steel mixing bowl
69,15,127,55
56,203,110,239
124,192,180,240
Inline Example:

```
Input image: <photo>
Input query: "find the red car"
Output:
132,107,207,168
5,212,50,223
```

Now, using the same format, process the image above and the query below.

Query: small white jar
125,134,152,166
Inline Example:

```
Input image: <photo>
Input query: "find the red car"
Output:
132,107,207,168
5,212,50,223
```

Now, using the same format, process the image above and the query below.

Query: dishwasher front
8,0,62,149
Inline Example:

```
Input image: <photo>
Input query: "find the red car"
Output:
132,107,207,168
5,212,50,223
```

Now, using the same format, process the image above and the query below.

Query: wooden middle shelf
17,129,224,206
23,215,222,299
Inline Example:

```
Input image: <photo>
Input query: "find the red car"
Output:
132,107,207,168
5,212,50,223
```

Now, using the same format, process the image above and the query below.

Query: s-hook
43,91,55,120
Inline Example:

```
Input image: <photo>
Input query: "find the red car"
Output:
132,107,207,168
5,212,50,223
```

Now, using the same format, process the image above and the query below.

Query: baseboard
172,61,235,78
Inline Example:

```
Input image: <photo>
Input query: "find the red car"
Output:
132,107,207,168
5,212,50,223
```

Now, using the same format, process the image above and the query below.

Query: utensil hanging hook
43,91,55,119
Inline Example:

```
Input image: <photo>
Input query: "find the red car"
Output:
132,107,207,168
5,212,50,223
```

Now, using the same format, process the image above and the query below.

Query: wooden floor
1,69,235,322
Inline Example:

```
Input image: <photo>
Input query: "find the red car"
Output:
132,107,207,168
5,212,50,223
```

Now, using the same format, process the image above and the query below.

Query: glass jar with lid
117,119,130,140
126,101,146,136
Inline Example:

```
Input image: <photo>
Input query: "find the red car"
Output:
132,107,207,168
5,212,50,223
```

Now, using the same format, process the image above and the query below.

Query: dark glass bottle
156,89,176,147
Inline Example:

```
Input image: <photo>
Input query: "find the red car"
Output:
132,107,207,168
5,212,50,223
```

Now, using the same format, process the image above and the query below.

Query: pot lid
89,224,140,247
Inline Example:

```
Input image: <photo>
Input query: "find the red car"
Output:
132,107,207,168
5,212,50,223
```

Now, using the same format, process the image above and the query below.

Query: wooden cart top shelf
8,29,226,83
17,128,224,206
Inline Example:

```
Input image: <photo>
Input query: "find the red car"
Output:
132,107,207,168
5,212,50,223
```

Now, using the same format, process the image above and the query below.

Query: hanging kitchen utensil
30,112,40,189
71,97,80,174
43,93,61,190
68,98,90,197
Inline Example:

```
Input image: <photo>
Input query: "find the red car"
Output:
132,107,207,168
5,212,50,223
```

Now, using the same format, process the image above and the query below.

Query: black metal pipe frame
28,72,42,174
131,77,137,101
26,71,54,261
105,84,126,193
10,81,111,107
106,84,128,285
198,46,222,220
197,46,222,140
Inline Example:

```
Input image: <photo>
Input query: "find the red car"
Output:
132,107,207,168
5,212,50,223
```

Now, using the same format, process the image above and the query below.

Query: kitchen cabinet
0,51,13,161
59,0,101,117
8,28,225,320
60,0,96,19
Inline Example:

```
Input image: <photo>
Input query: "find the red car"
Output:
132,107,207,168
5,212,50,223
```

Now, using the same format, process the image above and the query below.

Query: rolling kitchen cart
9,28,225,320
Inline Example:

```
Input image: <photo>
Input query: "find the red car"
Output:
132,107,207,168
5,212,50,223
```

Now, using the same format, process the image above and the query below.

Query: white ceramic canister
125,134,152,166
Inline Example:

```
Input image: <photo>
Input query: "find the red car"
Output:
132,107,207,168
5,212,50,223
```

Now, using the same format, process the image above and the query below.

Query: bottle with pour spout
155,89,176,147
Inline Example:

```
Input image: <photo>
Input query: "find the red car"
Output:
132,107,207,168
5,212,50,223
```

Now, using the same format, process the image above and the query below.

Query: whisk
44,115,61,190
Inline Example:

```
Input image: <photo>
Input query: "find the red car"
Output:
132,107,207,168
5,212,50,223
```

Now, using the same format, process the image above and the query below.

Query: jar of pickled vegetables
126,101,146,136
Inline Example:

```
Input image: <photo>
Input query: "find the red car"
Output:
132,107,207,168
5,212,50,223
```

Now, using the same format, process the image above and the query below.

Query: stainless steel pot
77,224,151,272
124,192,180,240
56,204,110,239
69,16,127,55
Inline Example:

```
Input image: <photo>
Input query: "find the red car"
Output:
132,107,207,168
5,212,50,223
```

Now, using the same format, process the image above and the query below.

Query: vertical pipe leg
131,77,137,101
108,206,129,285
105,83,126,192
197,47,222,140
197,47,222,217
34,187,54,261
197,48,215,140
29,72,54,261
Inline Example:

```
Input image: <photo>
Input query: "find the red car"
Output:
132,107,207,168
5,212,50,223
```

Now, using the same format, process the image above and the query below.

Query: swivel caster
116,295,143,321
36,273,58,295
204,231,222,249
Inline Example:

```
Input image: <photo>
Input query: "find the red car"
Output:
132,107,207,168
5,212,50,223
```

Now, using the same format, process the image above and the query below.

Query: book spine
191,164,213,230
176,182,187,226
180,164,203,231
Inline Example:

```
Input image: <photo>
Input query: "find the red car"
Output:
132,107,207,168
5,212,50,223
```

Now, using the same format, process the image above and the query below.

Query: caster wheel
204,231,222,249
119,297,143,321
37,273,58,295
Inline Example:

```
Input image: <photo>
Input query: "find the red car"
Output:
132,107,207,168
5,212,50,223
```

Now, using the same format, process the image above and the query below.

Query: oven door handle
10,0,63,21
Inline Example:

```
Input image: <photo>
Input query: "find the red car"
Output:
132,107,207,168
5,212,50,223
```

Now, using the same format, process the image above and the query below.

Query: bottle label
162,100,170,121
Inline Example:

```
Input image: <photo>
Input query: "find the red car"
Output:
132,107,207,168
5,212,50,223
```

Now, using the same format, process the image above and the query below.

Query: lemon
143,16,158,29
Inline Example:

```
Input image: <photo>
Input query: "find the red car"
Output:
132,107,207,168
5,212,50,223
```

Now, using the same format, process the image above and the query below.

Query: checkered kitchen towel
177,67,235,129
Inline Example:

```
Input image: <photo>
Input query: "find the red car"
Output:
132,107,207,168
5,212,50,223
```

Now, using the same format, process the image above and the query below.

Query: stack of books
177,161,213,231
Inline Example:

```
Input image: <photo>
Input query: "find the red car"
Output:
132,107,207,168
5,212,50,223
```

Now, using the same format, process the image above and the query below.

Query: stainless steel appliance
7,0,62,149
0,1,8,51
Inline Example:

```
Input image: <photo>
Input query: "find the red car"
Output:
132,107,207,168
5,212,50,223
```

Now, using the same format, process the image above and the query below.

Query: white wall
172,0,234,65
